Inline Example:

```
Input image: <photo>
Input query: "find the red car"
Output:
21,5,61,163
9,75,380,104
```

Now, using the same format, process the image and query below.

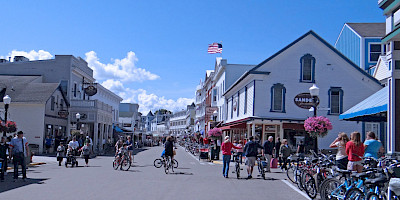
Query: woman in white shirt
329,132,349,170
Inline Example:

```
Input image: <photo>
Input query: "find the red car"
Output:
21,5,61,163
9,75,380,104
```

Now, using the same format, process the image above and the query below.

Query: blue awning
113,126,123,133
339,87,387,122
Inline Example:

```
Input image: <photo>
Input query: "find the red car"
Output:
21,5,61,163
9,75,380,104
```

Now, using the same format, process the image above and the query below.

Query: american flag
208,43,223,54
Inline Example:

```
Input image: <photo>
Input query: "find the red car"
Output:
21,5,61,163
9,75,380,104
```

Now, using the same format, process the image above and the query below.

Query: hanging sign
58,110,69,118
294,93,319,109
84,84,97,96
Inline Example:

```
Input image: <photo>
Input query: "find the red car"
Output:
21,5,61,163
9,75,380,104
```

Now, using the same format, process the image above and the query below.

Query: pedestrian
262,136,274,173
364,131,384,159
9,131,29,182
56,142,66,166
329,132,349,170
243,136,262,179
274,137,282,167
0,136,9,181
80,143,91,167
102,137,106,150
221,136,241,178
279,139,290,171
45,136,52,154
346,131,364,173
296,140,305,157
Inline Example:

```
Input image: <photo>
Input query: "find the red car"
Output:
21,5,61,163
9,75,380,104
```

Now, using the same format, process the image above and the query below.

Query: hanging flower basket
304,116,332,138
6,121,17,133
208,128,222,140
0,120,5,132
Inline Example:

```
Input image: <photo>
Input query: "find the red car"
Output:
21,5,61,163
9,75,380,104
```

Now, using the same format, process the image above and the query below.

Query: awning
339,87,387,122
113,126,123,133
220,123,247,130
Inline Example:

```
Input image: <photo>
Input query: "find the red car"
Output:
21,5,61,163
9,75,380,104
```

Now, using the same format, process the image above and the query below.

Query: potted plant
304,116,333,138
208,128,222,140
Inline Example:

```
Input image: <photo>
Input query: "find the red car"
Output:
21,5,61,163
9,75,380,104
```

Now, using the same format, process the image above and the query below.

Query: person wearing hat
56,142,66,166
9,131,29,181
221,136,241,178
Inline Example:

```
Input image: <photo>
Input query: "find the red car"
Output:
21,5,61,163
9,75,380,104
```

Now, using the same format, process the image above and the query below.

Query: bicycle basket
261,161,268,168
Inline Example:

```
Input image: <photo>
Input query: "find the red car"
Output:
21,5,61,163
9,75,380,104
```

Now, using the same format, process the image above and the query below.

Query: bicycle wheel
320,178,342,200
154,159,163,168
345,188,364,200
164,158,170,174
304,172,317,199
258,161,265,179
236,163,240,179
120,157,131,171
365,192,381,200
287,164,296,183
173,159,178,168
113,159,119,170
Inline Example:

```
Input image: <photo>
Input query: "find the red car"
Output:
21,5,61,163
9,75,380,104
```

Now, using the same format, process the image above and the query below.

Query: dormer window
300,54,315,83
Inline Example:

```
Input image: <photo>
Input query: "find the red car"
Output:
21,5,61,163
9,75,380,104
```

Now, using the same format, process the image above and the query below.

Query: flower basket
304,116,332,138
208,128,222,138
6,121,17,133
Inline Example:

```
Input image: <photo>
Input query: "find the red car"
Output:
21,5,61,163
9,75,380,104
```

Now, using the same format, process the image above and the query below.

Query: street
0,146,309,200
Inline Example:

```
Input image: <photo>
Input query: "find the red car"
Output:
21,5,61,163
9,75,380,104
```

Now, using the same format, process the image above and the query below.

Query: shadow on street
0,176,48,193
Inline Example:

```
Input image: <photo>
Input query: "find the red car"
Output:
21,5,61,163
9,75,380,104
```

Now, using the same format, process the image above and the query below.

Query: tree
154,109,172,115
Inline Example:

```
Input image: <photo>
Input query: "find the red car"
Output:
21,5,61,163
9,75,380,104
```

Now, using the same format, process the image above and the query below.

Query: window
212,88,217,102
365,122,380,140
73,83,77,97
329,87,343,115
244,87,247,114
51,96,55,111
231,97,233,119
60,80,68,97
369,44,381,62
395,41,400,50
300,54,315,82
237,92,240,117
270,83,286,112
60,99,64,110
395,60,400,70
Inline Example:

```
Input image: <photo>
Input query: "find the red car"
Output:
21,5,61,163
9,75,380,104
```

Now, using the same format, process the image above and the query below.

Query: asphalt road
0,146,310,200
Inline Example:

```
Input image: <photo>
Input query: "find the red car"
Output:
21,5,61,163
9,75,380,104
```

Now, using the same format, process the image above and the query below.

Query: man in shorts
243,136,262,179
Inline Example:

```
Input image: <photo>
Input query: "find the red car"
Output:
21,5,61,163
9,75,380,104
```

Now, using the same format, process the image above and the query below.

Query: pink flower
304,116,332,138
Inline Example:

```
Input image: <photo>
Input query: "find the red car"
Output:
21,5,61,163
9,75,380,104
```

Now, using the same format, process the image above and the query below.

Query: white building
170,110,187,136
223,31,383,151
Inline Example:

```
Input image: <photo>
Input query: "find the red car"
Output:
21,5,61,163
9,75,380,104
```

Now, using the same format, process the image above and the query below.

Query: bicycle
154,156,178,168
232,153,241,179
256,154,266,180
113,151,131,171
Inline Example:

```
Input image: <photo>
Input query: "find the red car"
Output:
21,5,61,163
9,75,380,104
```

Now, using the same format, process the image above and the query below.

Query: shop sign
58,110,69,118
205,107,218,116
84,84,97,96
294,93,319,109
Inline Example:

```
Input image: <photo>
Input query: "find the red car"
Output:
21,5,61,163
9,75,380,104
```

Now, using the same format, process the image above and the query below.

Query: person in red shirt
346,131,364,173
221,136,241,178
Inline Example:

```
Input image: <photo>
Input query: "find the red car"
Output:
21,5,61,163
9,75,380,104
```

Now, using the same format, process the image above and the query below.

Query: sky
0,0,385,114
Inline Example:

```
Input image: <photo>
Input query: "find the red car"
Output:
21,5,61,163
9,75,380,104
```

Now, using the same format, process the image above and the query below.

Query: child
56,142,65,166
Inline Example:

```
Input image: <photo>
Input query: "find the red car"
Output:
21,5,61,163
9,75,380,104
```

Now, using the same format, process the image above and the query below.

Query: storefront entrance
283,129,315,153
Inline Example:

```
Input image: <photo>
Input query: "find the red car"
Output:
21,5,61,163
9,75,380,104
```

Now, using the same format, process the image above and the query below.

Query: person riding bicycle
164,136,174,161
116,143,129,160
126,136,134,163
115,138,124,156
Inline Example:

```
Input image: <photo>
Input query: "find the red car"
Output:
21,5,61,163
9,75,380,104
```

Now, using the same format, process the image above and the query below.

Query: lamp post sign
294,93,319,109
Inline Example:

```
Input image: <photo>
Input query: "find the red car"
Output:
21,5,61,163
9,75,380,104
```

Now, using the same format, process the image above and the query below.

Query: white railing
70,100,112,112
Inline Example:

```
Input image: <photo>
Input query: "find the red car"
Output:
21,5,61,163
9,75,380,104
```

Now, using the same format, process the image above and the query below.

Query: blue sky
0,0,385,113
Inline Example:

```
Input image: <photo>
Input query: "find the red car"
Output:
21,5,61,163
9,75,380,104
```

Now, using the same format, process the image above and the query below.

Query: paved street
0,146,309,200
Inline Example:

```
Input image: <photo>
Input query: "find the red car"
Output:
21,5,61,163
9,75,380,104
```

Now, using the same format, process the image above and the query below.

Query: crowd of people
330,131,383,173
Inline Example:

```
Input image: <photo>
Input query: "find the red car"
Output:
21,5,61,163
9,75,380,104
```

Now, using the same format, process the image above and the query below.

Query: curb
6,162,46,170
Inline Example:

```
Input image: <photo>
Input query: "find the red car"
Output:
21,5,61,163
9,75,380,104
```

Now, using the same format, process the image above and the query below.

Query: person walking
56,142,66,166
329,132,349,170
9,131,29,182
262,136,274,173
45,136,52,154
346,132,364,173
80,142,91,167
279,139,290,171
364,131,383,159
274,137,282,167
221,136,241,178
243,136,262,179
0,136,9,181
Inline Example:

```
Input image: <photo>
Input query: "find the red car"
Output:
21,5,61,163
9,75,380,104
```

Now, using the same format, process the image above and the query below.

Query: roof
0,76,63,104
339,86,387,122
346,23,386,37
224,30,382,96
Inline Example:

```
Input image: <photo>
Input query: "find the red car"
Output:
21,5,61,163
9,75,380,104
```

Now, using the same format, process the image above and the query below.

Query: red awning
220,123,247,130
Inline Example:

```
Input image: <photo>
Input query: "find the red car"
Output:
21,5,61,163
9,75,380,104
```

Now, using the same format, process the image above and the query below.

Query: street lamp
213,110,218,121
76,113,81,130
309,84,320,153
3,95,11,137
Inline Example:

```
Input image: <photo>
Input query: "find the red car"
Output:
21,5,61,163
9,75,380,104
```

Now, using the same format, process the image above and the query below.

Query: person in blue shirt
364,131,383,159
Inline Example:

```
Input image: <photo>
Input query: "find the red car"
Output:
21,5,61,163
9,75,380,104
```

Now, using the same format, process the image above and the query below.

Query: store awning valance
339,87,387,122
113,126,123,133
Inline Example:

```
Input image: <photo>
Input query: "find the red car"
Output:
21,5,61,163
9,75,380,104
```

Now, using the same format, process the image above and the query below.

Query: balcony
70,100,112,112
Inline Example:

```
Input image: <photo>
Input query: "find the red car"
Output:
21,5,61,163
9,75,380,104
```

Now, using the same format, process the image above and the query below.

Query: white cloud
101,80,194,114
1,50,53,61
85,51,160,82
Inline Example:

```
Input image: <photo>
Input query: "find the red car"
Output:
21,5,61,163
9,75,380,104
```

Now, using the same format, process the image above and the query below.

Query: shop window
300,54,315,82
328,87,343,115
270,83,286,112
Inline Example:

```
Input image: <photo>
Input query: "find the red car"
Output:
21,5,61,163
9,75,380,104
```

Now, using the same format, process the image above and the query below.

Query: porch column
252,123,255,137
247,124,251,139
